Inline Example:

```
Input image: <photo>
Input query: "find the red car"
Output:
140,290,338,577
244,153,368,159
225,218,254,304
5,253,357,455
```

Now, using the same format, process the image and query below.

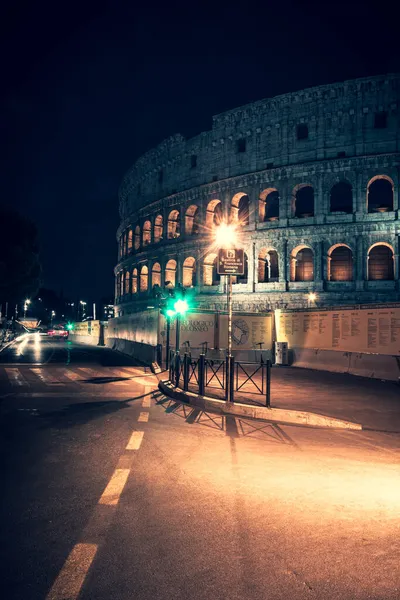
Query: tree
0,207,42,306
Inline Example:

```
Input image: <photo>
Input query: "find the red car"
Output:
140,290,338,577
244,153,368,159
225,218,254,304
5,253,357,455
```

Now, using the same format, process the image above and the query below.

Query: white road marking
30,368,65,385
61,370,83,381
126,431,144,450
46,543,97,600
142,396,151,408
98,468,130,506
5,368,29,387
138,411,149,422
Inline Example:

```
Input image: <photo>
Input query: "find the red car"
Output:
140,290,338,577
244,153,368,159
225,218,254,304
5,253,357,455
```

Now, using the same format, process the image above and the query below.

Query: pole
93,302,96,321
166,318,170,368
175,314,180,353
226,274,233,402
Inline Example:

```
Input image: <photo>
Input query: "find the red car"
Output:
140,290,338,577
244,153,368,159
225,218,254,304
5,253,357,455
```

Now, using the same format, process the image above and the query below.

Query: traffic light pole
226,274,233,402
166,317,171,369
175,314,181,353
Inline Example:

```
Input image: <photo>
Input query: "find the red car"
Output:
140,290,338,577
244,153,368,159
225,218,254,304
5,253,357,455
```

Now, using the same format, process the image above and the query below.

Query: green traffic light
174,298,189,315
166,309,176,318
66,322,74,331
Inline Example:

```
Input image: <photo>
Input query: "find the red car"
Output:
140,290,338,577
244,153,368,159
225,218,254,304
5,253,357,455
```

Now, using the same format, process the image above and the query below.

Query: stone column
248,188,257,229
314,241,323,287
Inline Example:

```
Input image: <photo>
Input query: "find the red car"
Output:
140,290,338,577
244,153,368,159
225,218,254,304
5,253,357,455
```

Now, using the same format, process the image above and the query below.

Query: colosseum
115,73,400,319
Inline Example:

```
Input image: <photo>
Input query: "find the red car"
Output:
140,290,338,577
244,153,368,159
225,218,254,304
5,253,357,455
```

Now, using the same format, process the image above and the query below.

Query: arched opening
132,268,138,294
206,199,223,229
328,245,353,281
258,249,279,282
134,225,140,250
140,265,149,291
120,272,125,296
152,262,161,288
154,215,163,243
185,205,200,235
231,193,250,226
330,182,353,213
367,176,394,213
368,244,394,280
294,185,314,218
183,257,196,287
290,246,314,282
124,270,130,294
259,189,279,222
165,259,177,288
203,253,220,286
233,252,248,284
167,210,180,239
142,220,151,246
127,229,133,252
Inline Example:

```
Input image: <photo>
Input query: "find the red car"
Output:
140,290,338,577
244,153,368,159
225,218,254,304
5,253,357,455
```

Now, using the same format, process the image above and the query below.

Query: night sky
1,0,398,302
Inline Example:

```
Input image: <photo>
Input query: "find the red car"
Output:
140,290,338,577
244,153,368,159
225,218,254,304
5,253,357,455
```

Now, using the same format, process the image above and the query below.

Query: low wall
68,333,98,346
290,347,400,382
106,337,156,364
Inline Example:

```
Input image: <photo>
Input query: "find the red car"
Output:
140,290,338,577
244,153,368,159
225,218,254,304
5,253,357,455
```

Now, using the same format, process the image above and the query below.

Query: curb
158,380,362,430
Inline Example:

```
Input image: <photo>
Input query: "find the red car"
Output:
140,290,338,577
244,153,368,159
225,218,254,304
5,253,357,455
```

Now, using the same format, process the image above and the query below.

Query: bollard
183,352,189,391
175,352,181,388
266,359,271,408
198,353,205,396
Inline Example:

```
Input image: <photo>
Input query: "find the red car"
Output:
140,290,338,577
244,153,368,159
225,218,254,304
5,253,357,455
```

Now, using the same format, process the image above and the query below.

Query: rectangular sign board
217,248,244,275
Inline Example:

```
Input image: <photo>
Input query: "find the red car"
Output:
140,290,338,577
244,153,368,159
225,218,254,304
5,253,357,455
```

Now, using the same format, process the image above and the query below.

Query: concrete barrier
158,380,362,430
291,347,351,374
68,333,98,345
348,352,400,382
106,337,156,365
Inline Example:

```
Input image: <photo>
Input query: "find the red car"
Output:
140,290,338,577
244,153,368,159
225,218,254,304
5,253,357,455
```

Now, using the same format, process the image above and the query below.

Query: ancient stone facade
115,74,400,316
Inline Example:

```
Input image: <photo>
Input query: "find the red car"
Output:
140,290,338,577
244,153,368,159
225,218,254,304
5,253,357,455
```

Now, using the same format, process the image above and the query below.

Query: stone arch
167,210,180,239
327,244,353,281
292,184,314,218
165,259,177,287
367,243,394,280
231,193,250,226
290,245,314,282
124,270,130,294
152,262,161,288
330,181,353,213
134,225,140,250
203,253,220,286
367,175,394,213
258,248,279,282
154,215,163,243
142,220,151,246
127,229,133,252
183,256,196,287
259,188,279,222
185,205,201,235
140,265,149,291
233,252,249,285
132,268,138,294
206,199,223,229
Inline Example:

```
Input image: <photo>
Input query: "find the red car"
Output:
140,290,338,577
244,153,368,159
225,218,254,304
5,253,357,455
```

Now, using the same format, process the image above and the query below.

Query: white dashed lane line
98,468,131,506
46,543,98,600
138,412,149,422
126,431,144,450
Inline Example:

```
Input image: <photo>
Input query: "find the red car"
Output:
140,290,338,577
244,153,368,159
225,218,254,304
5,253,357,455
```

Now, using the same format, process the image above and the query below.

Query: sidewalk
164,365,400,432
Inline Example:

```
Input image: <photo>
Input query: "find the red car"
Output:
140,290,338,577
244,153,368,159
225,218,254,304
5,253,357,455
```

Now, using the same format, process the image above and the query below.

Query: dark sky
1,0,398,302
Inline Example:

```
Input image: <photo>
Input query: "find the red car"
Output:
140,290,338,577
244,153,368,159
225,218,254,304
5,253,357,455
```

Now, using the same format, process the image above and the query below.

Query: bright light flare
174,299,189,315
215,222,237,248
308,292,317,302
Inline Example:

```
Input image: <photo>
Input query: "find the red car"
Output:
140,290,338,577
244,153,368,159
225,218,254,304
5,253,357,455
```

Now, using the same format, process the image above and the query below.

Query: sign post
217,248,244,401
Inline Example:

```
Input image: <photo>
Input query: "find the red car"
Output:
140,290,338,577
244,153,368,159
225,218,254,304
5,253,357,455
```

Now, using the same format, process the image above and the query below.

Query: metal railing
169,350,271,407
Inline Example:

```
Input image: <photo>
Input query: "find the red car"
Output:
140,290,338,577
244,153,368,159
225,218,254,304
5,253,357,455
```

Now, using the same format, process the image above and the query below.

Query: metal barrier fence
169,351,271,407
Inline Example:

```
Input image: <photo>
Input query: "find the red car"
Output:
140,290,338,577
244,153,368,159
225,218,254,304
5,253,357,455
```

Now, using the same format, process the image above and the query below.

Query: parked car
48,327,69,339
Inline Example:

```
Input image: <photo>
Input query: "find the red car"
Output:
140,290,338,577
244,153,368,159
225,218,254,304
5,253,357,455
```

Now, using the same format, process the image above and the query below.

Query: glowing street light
214,222,238,249
23,299,31,318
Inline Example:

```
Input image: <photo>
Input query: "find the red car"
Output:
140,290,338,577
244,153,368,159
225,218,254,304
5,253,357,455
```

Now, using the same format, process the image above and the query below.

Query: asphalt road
1,334,400,599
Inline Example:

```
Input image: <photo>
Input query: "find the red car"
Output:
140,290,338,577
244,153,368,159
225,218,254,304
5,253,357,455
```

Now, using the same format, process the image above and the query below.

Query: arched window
259,189,279,222
258,249,279,282
167,210,180,239
120,271,125,295
233,252,248,284
203,253,220,286
142,220,151,246
206,199,223,229
165,259,177,287
140,265,149,291
183,257,196,287
127,229,133,252
124,270,130,294
290,246,314,282
231,193,250,226
132,268,138,294
367,176,394,213
330,182,353,213
152,262,161,288
154,215,163,243
328,245,353,281
294,185,314,218
185,205,200,236
134,225,140,250
368,244,394,280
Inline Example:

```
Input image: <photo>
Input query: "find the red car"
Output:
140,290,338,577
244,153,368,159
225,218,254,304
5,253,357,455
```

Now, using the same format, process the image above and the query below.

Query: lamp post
23,299,31,318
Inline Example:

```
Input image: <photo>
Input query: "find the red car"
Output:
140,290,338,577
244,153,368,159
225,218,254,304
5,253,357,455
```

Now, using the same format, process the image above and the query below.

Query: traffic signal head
174,298,189,315
166,308,176,318
66,322,74,331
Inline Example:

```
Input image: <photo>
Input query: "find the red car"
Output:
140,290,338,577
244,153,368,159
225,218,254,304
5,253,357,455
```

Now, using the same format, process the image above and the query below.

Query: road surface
1,334,399,599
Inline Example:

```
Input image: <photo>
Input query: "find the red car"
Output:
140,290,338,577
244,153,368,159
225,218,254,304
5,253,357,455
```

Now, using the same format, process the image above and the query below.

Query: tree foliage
0,207,42,305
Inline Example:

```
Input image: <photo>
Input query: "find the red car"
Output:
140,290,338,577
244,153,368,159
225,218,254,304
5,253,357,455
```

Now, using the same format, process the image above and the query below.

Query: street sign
217,248,244,275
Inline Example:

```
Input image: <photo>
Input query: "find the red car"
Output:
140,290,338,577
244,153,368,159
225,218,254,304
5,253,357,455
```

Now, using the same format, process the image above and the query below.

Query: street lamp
307,292,317,308
51,310,56,326
79,300,87,320
23,299,31,318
